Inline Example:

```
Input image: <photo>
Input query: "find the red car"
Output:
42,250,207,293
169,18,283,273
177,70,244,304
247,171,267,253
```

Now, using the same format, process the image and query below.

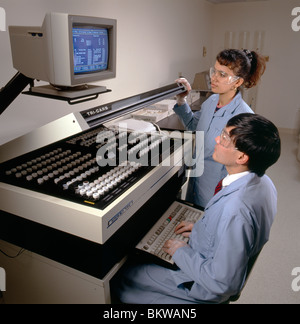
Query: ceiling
206,0,268,4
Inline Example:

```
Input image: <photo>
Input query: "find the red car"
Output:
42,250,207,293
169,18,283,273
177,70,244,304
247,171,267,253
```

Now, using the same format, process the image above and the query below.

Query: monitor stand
23,84,111,105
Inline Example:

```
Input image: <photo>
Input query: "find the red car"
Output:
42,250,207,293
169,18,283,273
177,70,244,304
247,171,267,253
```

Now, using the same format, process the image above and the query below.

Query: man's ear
236,152,249,166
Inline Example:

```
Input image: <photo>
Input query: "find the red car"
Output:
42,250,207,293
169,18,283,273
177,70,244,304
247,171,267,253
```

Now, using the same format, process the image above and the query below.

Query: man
113,113,281,304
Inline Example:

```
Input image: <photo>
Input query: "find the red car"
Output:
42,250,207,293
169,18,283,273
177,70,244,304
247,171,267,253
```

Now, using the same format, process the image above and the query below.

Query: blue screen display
73,27,109,74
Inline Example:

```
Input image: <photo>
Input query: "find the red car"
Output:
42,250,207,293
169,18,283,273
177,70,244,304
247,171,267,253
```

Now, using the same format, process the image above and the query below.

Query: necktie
214,179,223,195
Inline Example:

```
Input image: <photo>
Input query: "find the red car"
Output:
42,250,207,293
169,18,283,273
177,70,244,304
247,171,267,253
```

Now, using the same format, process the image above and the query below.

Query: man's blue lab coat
116,173,277,304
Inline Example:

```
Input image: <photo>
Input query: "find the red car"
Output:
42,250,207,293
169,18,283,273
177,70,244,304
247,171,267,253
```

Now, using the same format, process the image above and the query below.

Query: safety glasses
219,129,238,150
210,67,240,85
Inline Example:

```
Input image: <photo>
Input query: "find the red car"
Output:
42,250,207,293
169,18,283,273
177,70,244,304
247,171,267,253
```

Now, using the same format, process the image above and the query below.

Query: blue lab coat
173,92,253,208
116,173,277,304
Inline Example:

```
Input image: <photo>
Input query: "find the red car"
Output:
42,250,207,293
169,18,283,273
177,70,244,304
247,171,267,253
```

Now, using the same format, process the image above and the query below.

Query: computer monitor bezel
67,14,117,87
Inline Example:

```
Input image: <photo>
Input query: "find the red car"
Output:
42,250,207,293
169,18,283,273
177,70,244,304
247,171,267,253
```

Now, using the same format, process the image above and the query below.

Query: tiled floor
236,131,300,304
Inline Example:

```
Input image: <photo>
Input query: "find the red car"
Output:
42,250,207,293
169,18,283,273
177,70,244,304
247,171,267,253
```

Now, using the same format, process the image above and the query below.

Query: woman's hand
175,78,192,105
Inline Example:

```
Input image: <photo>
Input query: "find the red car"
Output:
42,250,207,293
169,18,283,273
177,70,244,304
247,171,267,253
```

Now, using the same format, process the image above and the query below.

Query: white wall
0,0,299,146
0,0,213,145
211,0,300,132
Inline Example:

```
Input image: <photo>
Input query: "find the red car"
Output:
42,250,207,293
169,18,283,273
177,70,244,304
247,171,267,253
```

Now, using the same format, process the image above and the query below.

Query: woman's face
210,61,241,94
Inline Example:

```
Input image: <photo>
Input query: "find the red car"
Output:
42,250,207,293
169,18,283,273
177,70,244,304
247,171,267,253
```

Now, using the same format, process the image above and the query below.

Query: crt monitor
9,12,117,89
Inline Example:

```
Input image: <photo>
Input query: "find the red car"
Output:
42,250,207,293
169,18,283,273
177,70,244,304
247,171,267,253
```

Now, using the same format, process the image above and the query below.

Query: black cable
0,247,26,258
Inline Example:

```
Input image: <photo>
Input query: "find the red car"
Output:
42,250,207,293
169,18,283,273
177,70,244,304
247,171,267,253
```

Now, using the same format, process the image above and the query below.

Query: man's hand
162,238,188,256
175,221,194,238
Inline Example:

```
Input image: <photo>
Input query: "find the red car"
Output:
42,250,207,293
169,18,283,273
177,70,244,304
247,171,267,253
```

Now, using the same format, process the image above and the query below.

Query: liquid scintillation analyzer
0,83,193,303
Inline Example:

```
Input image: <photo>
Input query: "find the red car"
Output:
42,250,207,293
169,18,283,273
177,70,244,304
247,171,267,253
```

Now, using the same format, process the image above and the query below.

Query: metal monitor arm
0,72,34,115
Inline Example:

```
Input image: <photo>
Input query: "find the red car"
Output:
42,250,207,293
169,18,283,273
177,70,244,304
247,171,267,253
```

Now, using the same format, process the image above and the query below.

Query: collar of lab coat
211,91,243,118
205,172,258,211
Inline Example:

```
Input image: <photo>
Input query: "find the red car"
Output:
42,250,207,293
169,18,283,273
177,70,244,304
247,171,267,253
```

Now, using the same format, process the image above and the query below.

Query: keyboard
135,201,204,265
0,125,178,211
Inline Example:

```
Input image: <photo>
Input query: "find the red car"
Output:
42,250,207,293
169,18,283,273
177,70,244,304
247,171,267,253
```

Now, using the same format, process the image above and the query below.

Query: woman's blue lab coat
173,92,253,208
116,173,277,304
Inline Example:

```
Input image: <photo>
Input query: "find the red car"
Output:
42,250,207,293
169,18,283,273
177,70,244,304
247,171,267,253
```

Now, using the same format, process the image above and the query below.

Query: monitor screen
73,26,109,75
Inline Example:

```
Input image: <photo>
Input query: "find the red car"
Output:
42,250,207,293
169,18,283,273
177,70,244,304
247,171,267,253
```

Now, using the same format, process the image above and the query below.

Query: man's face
212,126,240,167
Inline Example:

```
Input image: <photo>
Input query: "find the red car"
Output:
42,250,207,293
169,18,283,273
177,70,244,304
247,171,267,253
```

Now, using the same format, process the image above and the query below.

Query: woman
174,49,266,208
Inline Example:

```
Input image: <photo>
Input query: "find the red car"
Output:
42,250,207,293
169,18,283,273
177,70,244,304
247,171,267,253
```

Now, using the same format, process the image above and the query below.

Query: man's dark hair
227,113,281,177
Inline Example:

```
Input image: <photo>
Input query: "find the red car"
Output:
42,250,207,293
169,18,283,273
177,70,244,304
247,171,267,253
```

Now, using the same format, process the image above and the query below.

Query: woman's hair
216,49,266,89
227,113,281,177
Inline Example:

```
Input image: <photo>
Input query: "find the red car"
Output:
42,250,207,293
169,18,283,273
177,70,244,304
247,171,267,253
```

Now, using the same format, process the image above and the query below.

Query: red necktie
214,179,223,195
